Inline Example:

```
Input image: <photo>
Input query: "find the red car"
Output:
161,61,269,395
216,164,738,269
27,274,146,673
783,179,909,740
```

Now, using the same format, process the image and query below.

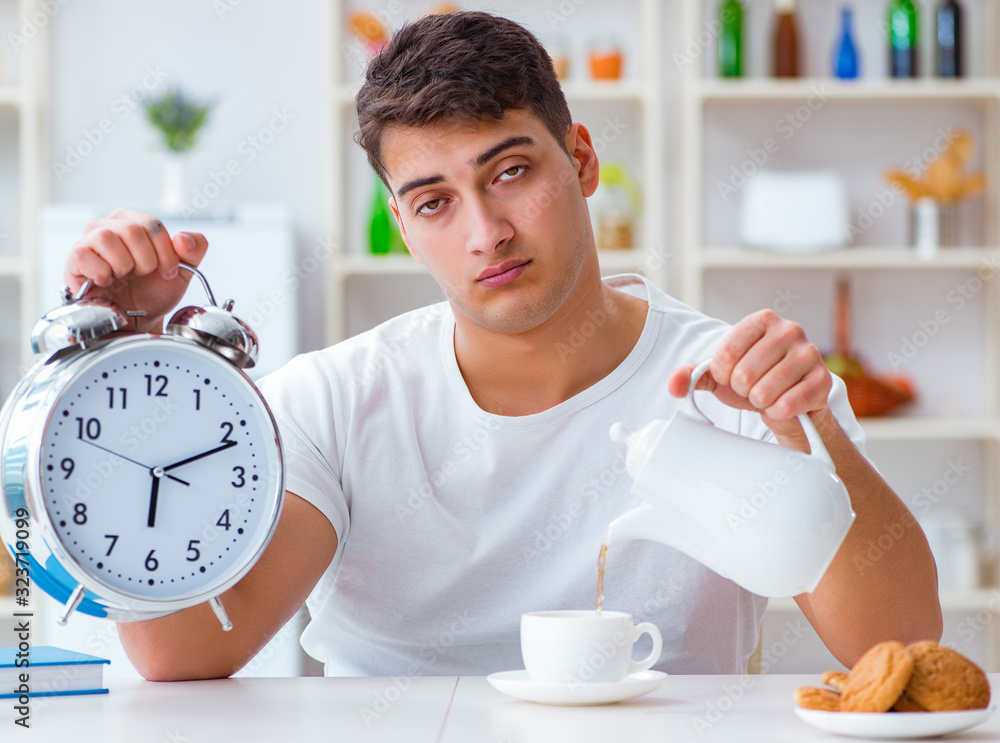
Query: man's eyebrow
397,175,444,199
396,136,537,199
471,135,536,169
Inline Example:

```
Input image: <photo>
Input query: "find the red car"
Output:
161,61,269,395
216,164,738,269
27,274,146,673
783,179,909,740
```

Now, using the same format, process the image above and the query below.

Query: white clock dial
37,337,281,602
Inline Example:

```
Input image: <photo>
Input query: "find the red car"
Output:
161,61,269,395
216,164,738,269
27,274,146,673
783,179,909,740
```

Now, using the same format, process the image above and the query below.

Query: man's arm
118,492,337,680
669,309,942,669
784,413,941,668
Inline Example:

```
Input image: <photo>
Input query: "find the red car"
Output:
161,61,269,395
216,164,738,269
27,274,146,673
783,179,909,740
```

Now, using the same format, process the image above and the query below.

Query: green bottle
368,175,404,255
888,0,918,78
718,1,744,78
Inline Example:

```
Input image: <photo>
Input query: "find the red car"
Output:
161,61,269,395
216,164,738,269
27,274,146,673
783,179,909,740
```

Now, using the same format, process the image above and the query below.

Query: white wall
47,0,332,355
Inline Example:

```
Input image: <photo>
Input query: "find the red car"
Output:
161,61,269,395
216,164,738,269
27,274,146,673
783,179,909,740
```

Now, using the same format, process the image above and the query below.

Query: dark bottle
773,0,800,77
834,6,860,79
936,0,963,77
888,0,919,78
718,0,744,78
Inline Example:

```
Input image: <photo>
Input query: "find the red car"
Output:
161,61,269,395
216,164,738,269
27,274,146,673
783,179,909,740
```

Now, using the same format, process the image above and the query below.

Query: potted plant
144,88,213,212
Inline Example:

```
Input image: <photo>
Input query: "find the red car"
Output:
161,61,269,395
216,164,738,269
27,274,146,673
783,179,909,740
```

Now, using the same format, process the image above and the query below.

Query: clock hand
147,472,161,528
163,441,237,472
78,438,190,486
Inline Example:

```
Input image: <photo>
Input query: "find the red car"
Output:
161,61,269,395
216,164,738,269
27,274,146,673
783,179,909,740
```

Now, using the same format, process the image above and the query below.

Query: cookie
821,670,849,692
840,641,914,712
895,641,991,711
795,686,842,711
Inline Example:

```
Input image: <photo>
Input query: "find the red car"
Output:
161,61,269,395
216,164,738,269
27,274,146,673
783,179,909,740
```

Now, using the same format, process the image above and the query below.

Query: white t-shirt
257,274,866,677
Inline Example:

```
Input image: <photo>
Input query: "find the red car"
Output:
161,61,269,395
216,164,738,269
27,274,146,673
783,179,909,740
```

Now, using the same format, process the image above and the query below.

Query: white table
1,673,997,741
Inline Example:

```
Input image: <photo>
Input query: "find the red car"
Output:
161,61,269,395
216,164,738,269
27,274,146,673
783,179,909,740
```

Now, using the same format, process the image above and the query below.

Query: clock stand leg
57,584,87,626
209,596,234,632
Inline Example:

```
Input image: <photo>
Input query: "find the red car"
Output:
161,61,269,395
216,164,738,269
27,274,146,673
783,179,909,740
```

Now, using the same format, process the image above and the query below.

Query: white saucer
795,704,996,739
486,670,667,706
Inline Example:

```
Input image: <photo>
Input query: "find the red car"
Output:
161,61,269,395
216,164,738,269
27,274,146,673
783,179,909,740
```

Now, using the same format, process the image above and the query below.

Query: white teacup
520,610,663,685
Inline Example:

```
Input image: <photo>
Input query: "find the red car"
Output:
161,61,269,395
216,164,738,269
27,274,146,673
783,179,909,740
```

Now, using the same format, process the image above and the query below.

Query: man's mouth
477,260,530,287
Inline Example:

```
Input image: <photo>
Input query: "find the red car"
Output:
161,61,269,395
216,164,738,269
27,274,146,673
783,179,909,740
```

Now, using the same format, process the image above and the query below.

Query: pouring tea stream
605,359,856,598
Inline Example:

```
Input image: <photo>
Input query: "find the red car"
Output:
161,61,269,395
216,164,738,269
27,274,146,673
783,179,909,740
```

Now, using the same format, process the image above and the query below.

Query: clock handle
209,596,234,632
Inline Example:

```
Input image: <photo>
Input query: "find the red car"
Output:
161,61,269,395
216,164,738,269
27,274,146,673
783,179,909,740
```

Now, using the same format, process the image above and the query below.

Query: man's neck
453,279,648,416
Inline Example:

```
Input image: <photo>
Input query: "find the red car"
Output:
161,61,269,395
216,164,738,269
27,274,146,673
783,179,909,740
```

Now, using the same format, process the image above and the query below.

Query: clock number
60,458,74,479
220,422,236,445
75,417,101,440
216,510,231,531
73,503,87,525
145,550,159,571
193,389,201,411
232,466,246,488
104,534,118,556
186,540,201,562
106,386,127,409
145,374,168,397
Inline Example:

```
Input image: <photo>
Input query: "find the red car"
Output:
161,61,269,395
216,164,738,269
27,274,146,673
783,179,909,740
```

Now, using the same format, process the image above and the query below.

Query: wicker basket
842,374,914,418
828,277,916,418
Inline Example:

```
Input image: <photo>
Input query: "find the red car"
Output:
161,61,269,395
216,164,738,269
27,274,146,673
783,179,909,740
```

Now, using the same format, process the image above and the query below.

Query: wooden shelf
0,257,25,279
338,254,423,276
694,78,1000,103
859,417,1000,442
335,81,652,107
0,87,22,109
337,248,654,277
767,588,1000,614
699,247,1000,270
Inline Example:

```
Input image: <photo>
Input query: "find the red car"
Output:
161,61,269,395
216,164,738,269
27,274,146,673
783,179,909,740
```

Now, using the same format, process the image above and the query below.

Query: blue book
0,645,109,698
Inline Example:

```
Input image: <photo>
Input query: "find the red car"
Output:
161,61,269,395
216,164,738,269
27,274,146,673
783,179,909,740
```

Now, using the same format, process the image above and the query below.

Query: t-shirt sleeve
256,360,349,542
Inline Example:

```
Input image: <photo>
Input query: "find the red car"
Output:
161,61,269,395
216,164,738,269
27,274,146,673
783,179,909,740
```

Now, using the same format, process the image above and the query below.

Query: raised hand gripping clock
0,265,283,631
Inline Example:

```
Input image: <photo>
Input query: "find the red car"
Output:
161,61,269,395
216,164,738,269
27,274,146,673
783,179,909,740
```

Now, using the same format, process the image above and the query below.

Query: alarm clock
0,265,284,631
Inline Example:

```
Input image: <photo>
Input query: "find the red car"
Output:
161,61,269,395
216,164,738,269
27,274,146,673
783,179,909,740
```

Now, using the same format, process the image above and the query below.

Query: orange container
589,49,623,80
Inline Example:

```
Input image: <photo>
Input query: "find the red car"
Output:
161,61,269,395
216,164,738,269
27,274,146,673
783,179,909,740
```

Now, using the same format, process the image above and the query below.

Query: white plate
486,670,667,706
795,705,996,739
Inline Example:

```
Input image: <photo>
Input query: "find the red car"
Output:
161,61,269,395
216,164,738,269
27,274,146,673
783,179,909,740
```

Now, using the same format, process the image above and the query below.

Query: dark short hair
354,11,572,185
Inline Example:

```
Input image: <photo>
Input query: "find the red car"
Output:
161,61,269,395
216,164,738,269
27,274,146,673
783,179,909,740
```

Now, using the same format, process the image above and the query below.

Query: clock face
35,337,282,604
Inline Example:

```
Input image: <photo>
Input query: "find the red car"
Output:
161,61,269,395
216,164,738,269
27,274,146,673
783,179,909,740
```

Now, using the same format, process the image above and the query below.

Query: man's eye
497,165,527,182
416,198,445,216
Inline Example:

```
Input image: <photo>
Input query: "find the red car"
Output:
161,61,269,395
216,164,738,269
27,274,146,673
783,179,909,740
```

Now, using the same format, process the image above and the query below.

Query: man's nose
464,196,513,254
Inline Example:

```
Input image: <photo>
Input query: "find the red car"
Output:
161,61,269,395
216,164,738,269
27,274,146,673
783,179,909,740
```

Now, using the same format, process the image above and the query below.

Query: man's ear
566,122,600,198
389,198,424,265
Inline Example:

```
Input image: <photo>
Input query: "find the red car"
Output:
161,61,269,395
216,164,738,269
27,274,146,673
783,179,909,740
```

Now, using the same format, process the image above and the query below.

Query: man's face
381,109,599,335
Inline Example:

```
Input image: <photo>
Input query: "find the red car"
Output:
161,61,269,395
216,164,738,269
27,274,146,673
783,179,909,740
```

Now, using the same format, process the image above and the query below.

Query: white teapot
607,359,855,597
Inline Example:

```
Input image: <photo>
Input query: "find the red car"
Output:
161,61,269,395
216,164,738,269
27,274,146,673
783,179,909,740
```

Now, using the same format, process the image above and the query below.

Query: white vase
162,155,186,213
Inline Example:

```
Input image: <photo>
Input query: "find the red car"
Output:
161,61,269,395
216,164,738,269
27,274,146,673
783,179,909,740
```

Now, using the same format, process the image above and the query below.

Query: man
64,12,941,680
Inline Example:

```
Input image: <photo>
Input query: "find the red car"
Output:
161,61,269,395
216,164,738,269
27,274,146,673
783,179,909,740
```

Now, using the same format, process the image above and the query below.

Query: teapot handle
687,359,836,470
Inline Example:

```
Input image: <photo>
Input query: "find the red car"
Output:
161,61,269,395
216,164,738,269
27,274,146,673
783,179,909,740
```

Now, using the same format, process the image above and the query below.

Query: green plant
144,88,213,154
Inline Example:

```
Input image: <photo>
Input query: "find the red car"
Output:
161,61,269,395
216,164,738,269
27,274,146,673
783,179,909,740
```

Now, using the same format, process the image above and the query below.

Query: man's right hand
64,208,209,332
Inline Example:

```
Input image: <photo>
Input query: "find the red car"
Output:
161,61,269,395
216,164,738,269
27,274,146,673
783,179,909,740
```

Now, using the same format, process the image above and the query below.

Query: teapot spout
606,503,725,577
